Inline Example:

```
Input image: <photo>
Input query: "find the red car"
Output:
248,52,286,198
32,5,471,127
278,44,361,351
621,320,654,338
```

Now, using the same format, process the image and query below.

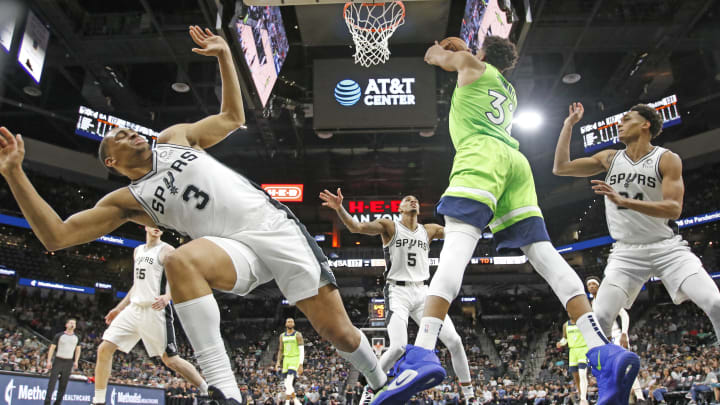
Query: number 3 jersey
383,221,430,282
604,146,675,244
131,241,170,306
128,144,289,240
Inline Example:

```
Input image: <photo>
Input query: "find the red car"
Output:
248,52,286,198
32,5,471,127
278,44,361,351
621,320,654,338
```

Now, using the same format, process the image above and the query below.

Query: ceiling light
317,131,333,139
419,130,435,137
23,86,41,97
513,111,543,131
562,73,581,84
171,82,190,93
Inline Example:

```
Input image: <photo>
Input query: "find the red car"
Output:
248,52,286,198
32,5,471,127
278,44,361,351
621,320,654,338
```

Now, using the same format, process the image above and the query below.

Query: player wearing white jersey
586,277,645,403
93,227,207,405
554,102,720,345
0,27,386,405
319,192,475,402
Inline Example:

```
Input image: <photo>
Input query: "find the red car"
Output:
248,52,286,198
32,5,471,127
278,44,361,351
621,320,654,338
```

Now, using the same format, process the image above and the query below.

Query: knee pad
521,241,585,307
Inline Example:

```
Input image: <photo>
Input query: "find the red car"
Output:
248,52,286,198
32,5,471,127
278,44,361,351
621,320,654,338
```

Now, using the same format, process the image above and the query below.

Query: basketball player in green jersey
373,36,639,405
276,318,304,405
558,319,590,405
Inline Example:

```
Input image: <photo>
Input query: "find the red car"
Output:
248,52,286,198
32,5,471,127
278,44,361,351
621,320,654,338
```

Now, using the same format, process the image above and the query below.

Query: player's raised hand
319,188,343,211
188,25,229,57
564,102,585,127
0,127,25,176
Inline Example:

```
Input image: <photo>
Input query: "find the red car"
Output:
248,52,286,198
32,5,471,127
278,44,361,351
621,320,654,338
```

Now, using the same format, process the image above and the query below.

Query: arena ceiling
1,0,719,210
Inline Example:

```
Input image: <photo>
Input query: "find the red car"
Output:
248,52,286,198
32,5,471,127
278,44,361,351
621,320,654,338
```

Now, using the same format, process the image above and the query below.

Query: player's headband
585,278,600,287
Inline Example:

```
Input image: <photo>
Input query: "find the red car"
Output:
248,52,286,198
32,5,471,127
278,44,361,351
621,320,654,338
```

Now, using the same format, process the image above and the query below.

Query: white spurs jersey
604,146,676,244
383,221,430,282
131,242,170,305
127,144,288,239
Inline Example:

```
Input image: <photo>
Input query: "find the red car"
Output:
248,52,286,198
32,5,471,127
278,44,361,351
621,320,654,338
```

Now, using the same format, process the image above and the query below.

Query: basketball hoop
343,2,405,67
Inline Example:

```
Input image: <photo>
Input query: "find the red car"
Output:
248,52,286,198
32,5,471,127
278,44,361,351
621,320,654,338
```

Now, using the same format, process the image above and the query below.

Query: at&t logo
334,80,362,106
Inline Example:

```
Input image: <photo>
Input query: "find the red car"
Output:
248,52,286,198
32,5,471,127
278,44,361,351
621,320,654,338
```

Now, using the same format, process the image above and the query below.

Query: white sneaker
359,385,375,405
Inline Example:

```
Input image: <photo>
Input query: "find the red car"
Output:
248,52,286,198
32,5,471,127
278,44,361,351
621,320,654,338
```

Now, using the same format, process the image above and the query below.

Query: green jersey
566,321,588,349
449,63,519,151
282,332,300,358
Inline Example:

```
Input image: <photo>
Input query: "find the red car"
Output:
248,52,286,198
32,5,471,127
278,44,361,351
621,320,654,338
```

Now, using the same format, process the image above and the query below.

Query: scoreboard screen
460,0,514,54
75,105,159,141
581,94,681,153
369,298,386,320
17,11,49,83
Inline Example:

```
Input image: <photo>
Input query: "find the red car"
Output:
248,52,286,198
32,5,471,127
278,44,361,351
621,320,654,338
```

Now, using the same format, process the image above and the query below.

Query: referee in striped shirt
44,319,81,405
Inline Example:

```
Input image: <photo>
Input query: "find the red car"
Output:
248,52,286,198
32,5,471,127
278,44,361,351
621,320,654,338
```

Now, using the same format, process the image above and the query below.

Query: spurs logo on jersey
383,221,430,282
128,144,288,239
132,242,170,306
605,146,675,244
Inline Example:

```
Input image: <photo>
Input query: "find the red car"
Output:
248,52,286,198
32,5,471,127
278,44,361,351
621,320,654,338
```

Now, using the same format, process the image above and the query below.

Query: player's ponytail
481,36,518,73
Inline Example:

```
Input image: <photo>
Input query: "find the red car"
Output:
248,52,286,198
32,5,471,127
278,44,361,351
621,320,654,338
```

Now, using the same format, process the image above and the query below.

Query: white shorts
203,213,336,305
604,235,703,307
102,303,175,358
384,282,429,324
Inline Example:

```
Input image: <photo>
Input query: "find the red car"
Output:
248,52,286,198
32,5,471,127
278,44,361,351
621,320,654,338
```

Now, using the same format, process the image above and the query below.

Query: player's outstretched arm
0,127,139,251
424,223,444,241
424,42,476,72
553,103,615,177
159,26,244,150
592,151,684,219
319,188,394,238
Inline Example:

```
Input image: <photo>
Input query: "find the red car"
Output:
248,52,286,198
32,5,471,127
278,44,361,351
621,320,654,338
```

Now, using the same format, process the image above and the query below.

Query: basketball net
343,2,405,67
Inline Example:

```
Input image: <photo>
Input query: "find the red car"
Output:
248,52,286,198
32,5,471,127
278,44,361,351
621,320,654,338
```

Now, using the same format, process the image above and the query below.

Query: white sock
632,378,644,400
93,389,106,404
293,399,302,405
174,294,242,402
578,367,588,401
199,381,209,396
336,331,387,390
415,317,444,350
575,312,610,349
461,384,474,399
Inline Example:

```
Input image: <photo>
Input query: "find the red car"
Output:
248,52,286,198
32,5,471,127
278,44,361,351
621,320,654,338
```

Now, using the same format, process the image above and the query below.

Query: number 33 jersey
128,144,288,240
604,146,675,244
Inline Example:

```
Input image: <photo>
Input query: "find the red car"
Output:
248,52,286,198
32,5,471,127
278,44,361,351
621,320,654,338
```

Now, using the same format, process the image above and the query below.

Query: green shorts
569,346,589,367
437,136,549,250
283,357,300,373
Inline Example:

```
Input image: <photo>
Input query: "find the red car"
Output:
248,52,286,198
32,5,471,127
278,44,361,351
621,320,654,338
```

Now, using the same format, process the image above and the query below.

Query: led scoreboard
369,298,386,327
581,94,681,153
75,106,159,142
347,199,401,223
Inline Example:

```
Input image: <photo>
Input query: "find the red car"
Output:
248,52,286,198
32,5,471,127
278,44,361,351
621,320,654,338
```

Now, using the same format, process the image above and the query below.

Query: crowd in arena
0,160,717,404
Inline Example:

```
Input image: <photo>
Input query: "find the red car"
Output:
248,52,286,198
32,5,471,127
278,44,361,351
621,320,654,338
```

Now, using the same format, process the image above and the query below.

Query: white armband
298,346,304,365
558,338,567,346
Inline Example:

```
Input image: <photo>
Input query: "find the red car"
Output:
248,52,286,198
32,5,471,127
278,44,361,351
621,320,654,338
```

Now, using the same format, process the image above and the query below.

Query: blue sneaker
587,344,640,405
371,344,446,405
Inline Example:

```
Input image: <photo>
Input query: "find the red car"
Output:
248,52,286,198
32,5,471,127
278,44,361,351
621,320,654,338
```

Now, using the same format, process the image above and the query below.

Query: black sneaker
198,386,243,405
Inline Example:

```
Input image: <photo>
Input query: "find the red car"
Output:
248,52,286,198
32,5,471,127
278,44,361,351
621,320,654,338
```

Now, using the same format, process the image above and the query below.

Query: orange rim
343,1,406,33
